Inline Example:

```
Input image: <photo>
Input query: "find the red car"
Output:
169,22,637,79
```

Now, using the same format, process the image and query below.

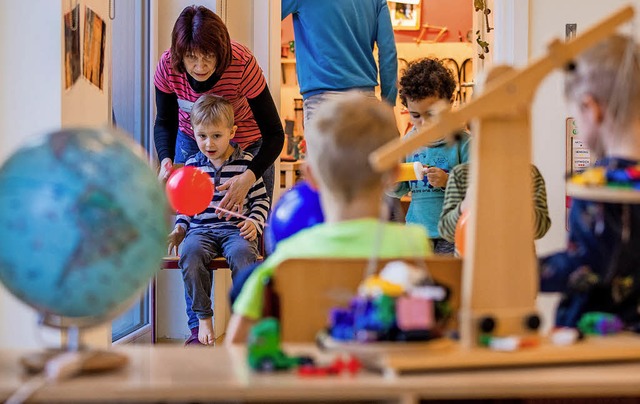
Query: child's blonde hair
565,34,640,133
304,93,399,202
190,94,234,129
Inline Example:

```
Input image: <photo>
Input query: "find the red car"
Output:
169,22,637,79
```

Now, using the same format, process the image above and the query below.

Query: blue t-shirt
282,0,398,105
391,129,471,238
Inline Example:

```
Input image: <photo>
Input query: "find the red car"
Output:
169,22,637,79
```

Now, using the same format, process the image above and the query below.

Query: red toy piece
297,355,361,377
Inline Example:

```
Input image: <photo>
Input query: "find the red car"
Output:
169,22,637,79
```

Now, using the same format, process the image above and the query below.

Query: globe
0,128,170,324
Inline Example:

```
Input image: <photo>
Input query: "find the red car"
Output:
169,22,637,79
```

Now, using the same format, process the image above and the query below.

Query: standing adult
155,5,284,210
154,6,283,344
282,0,399,127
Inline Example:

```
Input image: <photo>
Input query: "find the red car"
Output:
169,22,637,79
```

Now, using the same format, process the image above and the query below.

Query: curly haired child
389,58,471,254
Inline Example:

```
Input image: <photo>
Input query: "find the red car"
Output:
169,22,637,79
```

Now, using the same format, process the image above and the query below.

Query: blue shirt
391,129,471,238
282,0,398,105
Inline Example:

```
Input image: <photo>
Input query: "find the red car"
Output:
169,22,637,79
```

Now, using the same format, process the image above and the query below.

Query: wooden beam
370,5,634,172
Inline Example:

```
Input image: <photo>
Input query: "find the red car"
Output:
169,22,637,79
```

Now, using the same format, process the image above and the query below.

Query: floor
156,334,226,346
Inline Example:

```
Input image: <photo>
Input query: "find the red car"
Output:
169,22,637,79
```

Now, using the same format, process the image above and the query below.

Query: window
110,0,153,343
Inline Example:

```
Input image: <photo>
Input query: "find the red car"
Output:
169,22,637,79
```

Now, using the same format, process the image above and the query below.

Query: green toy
247,318,305,371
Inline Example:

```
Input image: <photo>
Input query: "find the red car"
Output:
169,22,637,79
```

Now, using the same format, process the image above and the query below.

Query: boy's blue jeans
174,130,272,330
180,227,259,330
174,130,274,201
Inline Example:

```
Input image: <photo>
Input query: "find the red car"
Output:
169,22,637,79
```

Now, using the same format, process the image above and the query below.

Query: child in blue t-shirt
389,58,470,254
540,35,640,329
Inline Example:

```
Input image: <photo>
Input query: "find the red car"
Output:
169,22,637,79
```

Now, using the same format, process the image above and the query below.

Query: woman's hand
167,226,186,256
216,170,256,220
158,157,174,182
425,166,448,188
238,220,258,241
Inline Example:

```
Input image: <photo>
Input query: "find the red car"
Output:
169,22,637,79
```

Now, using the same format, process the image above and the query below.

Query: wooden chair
270,256,462,342
153,240,265,343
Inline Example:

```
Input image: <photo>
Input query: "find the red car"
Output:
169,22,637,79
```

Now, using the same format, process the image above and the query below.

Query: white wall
227,0,254,49
0,1,62,160
529,0,640,255
0,1,63,349
155,0,218,60
0,0,112,349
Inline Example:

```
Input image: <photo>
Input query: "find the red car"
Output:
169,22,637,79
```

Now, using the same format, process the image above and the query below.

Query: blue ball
265,181,324,254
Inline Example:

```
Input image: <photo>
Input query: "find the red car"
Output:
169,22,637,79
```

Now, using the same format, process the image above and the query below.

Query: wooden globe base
20,349,128,375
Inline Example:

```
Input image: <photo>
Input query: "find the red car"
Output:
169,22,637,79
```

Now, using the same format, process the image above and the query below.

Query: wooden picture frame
388,0,421,31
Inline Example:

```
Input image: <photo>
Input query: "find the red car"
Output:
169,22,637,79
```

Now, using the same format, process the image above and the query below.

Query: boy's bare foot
198,317,215,345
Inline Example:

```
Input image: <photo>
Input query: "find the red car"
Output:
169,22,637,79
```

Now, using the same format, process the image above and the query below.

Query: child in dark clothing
540,35,640,329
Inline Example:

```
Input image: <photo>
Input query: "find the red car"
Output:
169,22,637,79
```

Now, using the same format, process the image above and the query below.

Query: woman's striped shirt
154,41,266,149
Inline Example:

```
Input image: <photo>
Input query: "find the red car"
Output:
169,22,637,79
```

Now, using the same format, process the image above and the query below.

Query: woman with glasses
154,5,284,345
154,5,283,210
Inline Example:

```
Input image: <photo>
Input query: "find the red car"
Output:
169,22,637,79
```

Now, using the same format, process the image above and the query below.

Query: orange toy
396,161,424,182
454,209,469,257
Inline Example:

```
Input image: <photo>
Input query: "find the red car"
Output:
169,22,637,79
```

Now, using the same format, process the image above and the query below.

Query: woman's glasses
184,53,216,65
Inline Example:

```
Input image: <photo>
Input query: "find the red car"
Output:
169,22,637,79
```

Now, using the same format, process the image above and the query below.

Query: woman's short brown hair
170,6,232,75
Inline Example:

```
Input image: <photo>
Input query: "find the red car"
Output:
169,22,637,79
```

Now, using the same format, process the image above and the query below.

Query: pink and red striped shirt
154,41,266,148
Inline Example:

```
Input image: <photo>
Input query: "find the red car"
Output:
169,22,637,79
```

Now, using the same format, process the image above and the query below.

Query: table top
2,344,640,402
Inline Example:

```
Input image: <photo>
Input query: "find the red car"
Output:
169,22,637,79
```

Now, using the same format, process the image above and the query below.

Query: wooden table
2,344,640,403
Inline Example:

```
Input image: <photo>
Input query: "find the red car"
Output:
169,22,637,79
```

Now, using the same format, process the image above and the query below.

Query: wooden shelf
566,182,640,203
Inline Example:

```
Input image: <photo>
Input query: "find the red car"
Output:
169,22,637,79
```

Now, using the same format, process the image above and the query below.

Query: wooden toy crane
370,6,634,351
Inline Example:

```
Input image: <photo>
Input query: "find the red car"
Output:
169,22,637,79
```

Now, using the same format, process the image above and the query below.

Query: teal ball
0,128,170,320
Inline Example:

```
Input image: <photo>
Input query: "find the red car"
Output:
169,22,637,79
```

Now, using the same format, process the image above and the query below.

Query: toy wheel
478,316,496,333
524,313,541,331
297,355,315,366
259,358,275,372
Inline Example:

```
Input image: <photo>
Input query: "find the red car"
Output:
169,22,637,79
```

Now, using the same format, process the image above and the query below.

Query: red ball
165,166,214,215
454,209,469,257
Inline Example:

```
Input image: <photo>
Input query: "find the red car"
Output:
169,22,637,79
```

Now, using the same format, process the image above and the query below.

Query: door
110,0,153,344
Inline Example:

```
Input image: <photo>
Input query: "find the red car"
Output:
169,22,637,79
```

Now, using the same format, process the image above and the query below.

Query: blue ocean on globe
0,128,170,320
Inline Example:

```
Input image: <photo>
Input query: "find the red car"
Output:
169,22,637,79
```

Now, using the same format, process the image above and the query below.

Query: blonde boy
226,93,432,344
168,94,269,345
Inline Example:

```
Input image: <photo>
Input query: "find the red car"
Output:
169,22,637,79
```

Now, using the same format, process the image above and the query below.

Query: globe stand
20,313,128,376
